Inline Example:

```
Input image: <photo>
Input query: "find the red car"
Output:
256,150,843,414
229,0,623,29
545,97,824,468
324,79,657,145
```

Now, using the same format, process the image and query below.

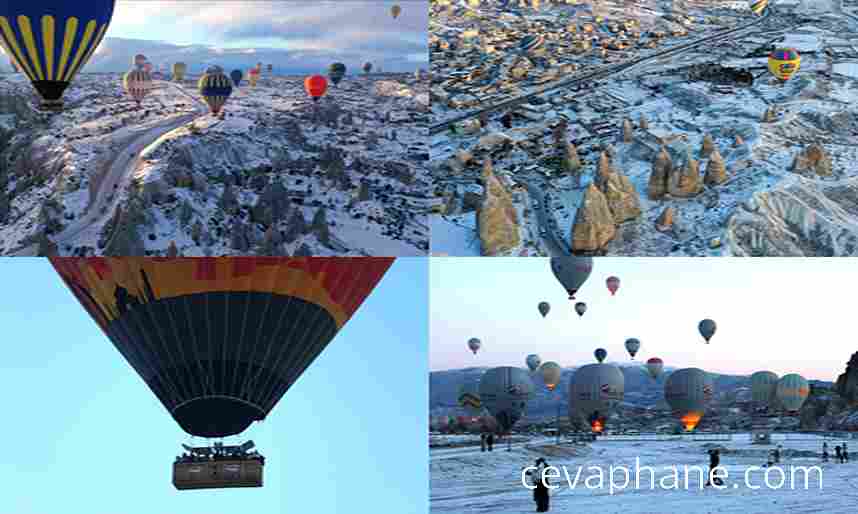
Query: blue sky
430,258,852,381
0,258,427,514
2,1,427,73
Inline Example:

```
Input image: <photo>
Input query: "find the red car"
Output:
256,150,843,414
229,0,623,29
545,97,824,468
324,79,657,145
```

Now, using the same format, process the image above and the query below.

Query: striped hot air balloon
768,48,800,81
122,68,152,106
172,62,187,82
749,0,767,16
198,69,233,115
0,0,117,110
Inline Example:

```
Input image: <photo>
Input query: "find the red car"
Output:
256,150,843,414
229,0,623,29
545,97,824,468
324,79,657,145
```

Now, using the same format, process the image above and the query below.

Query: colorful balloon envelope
230,69,243,87
526,354,541,372
198,70,233,115
467,337,481,355
645,358,663,379
537,301,550,318
123,69,152,106
624,338,640,359
0,0,117,110
478,367,534,433
304,74,328,102
776,373,809,413
606,276,620,295
749,0,768,16
664,368,713,431
248,67,260,87
750,371,779,408
541,361,561,392
698,318,716,343
172,62,187,81
143,62,153,74
391,4,402,18
363,62,373,74
134,54,147,69
328,62,347,86
49,257,393,437
568,363,624,433
768,48,800,81
550,257,593,299
594,348,607,363
574,301,587,317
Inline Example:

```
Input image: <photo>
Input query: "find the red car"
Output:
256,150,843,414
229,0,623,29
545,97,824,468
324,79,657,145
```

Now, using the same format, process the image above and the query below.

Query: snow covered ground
0,72,429,256
431,432,858,513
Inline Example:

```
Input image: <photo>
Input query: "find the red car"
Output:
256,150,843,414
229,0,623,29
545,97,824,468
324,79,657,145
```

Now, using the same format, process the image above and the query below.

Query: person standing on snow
526,458,551,512
822,442,829,463
487,433,494,452
835,445,843,463
843,443,849,463
705,449,722,486
480,433,486,452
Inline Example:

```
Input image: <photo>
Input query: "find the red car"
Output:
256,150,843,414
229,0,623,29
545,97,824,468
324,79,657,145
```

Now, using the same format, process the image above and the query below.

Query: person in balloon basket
480,433,487,452
526,458,551,512
487,433,495,452
705,449,723,486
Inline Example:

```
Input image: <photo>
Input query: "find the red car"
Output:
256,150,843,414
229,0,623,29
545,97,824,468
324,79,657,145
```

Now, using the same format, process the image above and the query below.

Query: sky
430,258,854,381
0,257,428,514
1,1,427,74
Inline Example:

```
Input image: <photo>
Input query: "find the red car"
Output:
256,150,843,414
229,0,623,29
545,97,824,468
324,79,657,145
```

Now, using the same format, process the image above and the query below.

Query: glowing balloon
304,74,328,102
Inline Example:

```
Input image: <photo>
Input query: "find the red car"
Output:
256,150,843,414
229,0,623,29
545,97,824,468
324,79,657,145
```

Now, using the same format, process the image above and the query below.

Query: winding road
54,81,209,254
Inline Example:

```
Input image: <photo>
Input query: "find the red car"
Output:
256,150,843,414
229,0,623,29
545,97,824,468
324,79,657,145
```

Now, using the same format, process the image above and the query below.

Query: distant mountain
430,365,833,418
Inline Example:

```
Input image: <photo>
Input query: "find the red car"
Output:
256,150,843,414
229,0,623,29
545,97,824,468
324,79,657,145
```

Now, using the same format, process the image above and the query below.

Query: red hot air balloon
304,75,328,102
606,276,620,296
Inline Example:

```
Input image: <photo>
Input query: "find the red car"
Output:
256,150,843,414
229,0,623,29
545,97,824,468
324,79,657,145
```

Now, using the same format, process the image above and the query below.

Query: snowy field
431,432,858,513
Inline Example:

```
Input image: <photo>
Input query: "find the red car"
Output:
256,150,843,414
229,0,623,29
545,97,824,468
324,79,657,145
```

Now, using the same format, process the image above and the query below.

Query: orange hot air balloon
304,75,328,102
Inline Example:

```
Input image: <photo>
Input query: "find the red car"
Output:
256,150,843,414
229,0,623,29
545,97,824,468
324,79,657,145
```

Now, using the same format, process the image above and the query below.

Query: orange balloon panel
304,75,328,98
50,257,394,437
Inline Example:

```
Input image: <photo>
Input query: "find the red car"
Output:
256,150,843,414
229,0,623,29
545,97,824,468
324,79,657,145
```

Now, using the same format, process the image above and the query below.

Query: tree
311,206,330,245
358,180,371,202
219,183,238,214
179,200,193,227
284,208,307,243
622,118,634,143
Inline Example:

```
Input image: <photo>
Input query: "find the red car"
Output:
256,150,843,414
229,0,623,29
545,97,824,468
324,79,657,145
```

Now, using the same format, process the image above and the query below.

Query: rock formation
704,149,728,186
639,114,649,130
648,146,672,200
835,352,858,404
668,149,703,198
563,142,582,176
571,183,616,253
622,118,634,143
603,170,642,223
791,143,832,177
655,206,674,232
700,134,715,159
478,158,520,255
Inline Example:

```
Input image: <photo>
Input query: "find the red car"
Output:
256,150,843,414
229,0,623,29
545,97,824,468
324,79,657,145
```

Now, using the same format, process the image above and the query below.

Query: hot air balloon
363,62,373,75
143,62,153,74
206,65,223,74
173,62,187,82
574,302,587,317
624,338,640,360
248,67,260,87
749,0,768,16
230,69,243,87
568,363,624,433
478,367,534,434
458,385,482,414
49,257,394,438
751,371,779,409
550,257,593,299
606,276,620,296
594,348,607,363
0,0,117,111
267,64,273,73
768,48,800,82
122,69,152,107
198,69,233,115
537,301,550,318
134,54,147,70
526,354,541,372
467,337,481,355
698,319,716,343
645,358,663,380
664,368,713,431
304,74,328,102
391,4,402,18
328,63,346,86
541,362,561,392
776,374,809,413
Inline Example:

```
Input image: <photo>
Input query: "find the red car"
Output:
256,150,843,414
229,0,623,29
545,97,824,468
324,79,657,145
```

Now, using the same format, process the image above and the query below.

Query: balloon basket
39,99,64,112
